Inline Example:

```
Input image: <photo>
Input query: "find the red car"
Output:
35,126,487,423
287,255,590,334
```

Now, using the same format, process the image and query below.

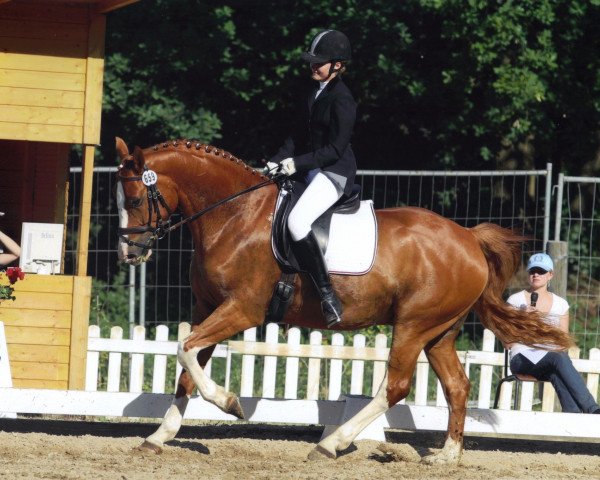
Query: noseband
117,164,174,253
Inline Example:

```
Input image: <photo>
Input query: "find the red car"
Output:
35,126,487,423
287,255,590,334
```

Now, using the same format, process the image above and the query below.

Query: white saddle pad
325,200,377,275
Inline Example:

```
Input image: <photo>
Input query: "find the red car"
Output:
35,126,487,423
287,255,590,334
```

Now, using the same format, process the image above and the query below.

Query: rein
118,166,283,253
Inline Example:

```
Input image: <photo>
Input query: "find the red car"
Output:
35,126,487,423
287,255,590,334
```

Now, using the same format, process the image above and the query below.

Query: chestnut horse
115,137,571,464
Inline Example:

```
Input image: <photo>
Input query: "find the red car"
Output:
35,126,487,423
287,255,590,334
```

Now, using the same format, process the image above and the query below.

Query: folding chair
493,349,537,409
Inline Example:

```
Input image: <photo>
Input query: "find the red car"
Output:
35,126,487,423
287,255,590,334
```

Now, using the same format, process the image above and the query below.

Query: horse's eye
127,197,142,208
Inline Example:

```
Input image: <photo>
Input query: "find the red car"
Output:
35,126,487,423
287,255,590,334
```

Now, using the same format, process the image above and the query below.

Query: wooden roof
0,0,139,14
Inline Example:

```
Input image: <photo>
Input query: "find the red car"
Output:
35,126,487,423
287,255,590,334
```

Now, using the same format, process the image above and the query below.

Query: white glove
262,161,279,175
280,158,296,176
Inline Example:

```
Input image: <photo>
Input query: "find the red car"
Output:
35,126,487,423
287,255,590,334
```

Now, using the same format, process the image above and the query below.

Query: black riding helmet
301,30,351,64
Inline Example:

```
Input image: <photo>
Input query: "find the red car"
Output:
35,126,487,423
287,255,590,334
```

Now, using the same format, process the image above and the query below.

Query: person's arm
0,230,21,266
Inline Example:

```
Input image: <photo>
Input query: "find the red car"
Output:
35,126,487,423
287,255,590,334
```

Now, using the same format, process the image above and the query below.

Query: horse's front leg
137,370,193,452
136,344,214,453
176,301,256,418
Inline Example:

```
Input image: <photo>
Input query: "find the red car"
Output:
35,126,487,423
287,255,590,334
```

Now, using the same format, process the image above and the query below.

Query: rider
266,29,357,327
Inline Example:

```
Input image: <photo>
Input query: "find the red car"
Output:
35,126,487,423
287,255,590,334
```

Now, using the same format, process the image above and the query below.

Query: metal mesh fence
554,176,600,354
65,165,552,343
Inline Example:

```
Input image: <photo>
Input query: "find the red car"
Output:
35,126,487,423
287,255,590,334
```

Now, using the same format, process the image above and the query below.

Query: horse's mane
146,139,268,181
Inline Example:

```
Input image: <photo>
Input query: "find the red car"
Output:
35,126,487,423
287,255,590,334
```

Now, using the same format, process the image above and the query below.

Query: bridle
117,164,174,253
117,162,283,255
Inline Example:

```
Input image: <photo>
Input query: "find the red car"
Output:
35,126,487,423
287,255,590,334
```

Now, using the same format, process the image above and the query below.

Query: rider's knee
288,210,310,241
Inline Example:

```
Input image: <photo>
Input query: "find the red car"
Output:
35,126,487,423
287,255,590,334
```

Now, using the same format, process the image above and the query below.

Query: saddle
266,178,370,324
271,179,362,272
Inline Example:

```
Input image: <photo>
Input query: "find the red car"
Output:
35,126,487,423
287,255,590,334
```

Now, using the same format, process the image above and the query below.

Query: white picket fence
85,322,600,412
3,322,600,441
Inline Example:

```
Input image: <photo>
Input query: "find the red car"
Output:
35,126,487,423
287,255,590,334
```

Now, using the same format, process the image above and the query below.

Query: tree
100,1,600,172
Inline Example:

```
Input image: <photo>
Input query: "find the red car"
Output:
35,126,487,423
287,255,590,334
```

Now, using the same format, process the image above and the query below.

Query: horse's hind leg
421,317,470,465
137,346,215,453
308,337,422,460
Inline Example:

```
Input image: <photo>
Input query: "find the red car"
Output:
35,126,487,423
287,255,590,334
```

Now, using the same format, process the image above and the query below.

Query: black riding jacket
270,76,357,197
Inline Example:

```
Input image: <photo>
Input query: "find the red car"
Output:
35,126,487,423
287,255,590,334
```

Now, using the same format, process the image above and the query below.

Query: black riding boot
292,231,343,327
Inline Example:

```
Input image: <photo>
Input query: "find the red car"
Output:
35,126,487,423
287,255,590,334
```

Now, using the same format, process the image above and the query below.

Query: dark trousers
510,351,599,413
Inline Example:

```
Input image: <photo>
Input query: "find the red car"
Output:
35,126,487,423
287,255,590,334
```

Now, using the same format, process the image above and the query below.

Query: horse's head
115,137,176,265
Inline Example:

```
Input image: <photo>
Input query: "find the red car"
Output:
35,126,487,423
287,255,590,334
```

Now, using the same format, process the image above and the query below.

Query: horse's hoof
226,395,245,419
307,444,336,461
134,441,163,454
420,452,458,466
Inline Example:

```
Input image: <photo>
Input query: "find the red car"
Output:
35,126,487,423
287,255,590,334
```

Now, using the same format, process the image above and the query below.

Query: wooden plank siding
0,274,74,389
0,2,105,144
0,0,136,390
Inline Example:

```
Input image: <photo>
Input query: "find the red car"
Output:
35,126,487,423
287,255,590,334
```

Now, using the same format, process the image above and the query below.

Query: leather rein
117,164,282,253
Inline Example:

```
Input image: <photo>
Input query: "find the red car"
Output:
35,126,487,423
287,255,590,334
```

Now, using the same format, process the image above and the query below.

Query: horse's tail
470,223,573,349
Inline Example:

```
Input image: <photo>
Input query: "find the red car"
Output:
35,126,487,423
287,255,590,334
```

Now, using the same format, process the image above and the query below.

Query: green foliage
99,1,599,174
90,270,130,335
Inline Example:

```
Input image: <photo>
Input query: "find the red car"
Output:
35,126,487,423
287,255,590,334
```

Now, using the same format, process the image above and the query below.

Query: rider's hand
262,161,279,175
280,158,296,176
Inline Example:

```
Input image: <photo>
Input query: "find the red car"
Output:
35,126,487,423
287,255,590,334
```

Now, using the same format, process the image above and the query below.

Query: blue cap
527,253,554,272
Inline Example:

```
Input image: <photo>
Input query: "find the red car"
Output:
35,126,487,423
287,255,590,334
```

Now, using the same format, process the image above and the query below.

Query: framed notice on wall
19,223,64,274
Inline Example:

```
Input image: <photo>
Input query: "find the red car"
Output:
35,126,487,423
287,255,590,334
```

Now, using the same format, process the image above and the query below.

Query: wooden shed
0,0,139,390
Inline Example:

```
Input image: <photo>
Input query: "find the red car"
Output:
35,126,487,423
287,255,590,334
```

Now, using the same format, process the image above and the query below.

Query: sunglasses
528,267,549,275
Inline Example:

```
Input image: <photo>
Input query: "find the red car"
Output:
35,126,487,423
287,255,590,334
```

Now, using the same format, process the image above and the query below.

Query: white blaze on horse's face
116,182,152,264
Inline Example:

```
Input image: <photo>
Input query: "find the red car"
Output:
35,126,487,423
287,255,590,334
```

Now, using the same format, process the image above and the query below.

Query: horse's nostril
126,254,137,259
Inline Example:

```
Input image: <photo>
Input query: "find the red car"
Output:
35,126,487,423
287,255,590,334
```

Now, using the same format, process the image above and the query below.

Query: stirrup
321,297,342,327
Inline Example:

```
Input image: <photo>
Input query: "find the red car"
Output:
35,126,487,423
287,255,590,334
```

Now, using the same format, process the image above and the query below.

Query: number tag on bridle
142,170,158,186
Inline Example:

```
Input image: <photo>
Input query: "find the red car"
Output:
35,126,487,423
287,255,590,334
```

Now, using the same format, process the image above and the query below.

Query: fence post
262,323,279,398
129,325,145,393
553,172,565,241
284,327,301,399
328,333,344,400
587,348,600,401
477,329,495,408
128,266,136,338
350,334,365,395
306,331,322,400
414,354,429,406
85,325,100,391
107,326,123,392
547,240,568,299
152,325,169,393
240,327,256,397
543,162,553,248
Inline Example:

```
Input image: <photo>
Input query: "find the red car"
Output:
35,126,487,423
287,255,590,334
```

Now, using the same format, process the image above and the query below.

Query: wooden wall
0,1,106,145
0,139,69,245
0,274,91,389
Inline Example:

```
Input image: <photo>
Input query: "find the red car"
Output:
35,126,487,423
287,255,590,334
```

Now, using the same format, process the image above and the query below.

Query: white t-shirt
507,290,569,364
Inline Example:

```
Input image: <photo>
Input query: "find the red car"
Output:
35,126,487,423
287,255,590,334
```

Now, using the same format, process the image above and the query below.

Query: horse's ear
132,146,146,173
115,137,129,160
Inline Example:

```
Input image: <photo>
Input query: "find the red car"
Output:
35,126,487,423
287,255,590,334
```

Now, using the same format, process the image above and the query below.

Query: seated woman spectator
0,227,21,266
506,252,600,414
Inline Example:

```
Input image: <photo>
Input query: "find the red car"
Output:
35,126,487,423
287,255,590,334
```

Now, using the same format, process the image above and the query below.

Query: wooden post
76,145,95,276
547,240,568,298
68,275,91,390
83,15,106,145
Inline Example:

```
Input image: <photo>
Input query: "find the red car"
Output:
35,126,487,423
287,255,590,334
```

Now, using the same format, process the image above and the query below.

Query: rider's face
310,61,341,81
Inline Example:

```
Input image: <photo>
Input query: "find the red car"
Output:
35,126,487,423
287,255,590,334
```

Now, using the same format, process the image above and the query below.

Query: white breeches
288,172,342,241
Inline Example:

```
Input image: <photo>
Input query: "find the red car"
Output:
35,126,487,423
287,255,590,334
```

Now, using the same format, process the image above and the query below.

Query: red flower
6,267,25,284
